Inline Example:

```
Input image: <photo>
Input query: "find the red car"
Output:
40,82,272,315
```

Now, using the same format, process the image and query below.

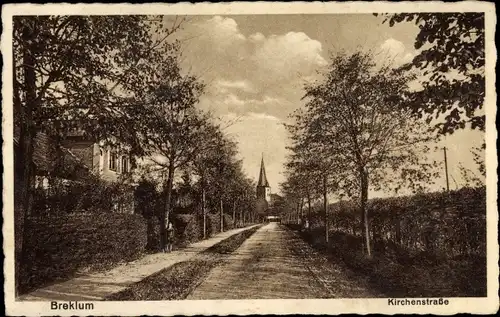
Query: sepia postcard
2,1,498,316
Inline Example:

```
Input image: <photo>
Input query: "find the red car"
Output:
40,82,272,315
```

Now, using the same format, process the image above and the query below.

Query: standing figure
166,221,174,253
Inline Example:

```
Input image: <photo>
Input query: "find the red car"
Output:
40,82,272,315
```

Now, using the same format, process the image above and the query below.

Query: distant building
255,155,281,222
256,155,271,205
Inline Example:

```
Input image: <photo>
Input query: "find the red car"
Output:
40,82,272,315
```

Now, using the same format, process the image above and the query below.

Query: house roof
257,155,270,187
14,127,92,180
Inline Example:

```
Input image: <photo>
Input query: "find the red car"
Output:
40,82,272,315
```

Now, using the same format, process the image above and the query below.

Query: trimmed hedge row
297,227,486,297
20,208,240,293
310,187,486,259
20,213,147,294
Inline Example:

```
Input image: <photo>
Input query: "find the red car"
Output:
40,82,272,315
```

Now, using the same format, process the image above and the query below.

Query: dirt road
187,222,383,299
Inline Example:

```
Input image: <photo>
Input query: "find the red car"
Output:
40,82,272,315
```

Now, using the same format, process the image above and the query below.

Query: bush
19,213,147,294
206,213,220,236
145,216,161,252
295,187,487,297
171,214,203,247
223,214,235,230
205,213,235,236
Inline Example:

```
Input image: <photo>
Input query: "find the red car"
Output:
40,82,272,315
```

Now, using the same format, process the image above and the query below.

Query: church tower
256,155,271,204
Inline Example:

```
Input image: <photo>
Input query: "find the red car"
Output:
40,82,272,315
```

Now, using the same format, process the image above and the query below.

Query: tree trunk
16,22,38,296
239,207,243,226
360,167,371,258
220,198,224,233
307,191,312,218
161,162,175,251
294,201,299,224
323,173,328,243
232,201,236,225
202,187,206,239
299,198,304,222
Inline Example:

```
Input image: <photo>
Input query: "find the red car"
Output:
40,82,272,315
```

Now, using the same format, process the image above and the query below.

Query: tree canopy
377,13,485,134
282,51,439,257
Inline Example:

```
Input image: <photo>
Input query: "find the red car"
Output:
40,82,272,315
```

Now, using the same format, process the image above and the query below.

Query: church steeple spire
257,153,269,187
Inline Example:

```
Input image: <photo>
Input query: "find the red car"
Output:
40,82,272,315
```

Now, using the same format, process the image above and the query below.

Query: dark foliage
33,176,135,215
378,13,485,134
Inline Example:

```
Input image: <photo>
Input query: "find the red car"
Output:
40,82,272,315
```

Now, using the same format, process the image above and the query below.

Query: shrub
19,213,147,294
171,214,203,247
145,216,161,252
206,213,221,236
223,214,235,230
297,187,487,297
204,213,235,236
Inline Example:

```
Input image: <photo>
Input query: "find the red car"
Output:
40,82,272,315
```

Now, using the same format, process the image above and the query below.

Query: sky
168,14,485,196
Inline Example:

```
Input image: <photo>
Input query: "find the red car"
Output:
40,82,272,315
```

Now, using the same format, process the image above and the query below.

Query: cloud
253,32,328,80
215,79,255,93
249,32,265,42
214,93,289,117
202,16,246,49
181,17,328,122
380,38,406,56
377,38,415,66
246,112,282,122
222,93,245,107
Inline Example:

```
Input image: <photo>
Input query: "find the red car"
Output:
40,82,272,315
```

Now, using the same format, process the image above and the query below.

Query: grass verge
106,225,261,300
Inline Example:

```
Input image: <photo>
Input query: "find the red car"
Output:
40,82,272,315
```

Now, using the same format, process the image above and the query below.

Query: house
60,130,133,182
14,129,92,186
14,127,136,214
14,129,92,215
60,129,136,213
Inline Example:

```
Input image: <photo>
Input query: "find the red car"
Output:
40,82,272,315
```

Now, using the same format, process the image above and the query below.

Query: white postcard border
2,2,498,315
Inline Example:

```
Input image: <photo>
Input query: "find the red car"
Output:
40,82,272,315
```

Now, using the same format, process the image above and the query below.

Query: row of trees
14,15,256,294
135,128,257,240
281,13,485,258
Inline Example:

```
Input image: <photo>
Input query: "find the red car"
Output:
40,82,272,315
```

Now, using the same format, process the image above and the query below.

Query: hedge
19,213,147,294
309,187,486,260
297,227,486,297
206,213,235,236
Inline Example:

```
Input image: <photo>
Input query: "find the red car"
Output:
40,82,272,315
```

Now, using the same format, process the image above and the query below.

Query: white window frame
121,156,129,173
109,149,118,171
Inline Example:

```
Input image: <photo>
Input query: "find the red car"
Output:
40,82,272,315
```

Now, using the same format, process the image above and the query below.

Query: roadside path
19,225,258,301
187,222,383,299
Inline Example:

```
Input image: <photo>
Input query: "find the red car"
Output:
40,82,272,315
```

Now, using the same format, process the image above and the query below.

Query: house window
109,150,117,171
121,156,129,173
99,149,104,172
